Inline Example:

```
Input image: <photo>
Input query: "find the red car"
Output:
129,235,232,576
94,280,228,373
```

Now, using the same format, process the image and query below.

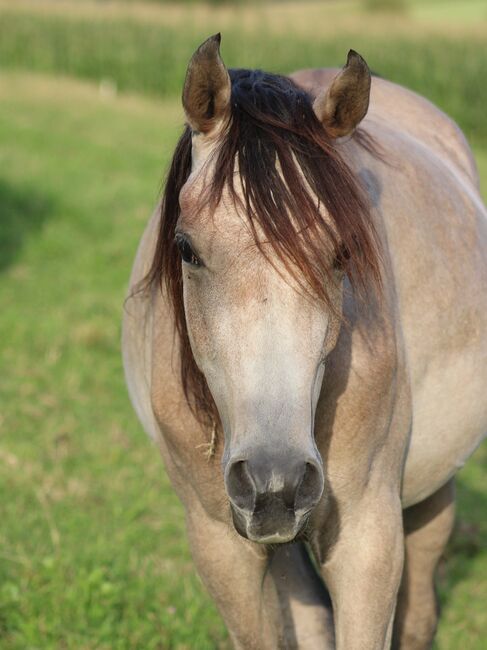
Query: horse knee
396,611,437,650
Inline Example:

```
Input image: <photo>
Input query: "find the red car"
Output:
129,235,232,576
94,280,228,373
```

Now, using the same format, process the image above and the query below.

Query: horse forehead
179,174,251,238
178,172,205,215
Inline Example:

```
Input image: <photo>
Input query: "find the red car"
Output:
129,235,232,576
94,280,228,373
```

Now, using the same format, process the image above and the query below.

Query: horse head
153,35,379,543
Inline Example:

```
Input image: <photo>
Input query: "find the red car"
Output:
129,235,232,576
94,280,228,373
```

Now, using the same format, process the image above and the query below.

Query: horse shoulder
355,120,487,506
122,206,162,443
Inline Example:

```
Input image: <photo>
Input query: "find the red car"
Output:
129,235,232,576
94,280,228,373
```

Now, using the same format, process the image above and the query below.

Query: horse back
290,67,479,191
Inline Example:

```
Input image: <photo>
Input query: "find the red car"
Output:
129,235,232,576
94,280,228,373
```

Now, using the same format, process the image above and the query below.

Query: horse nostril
225,459,256,511
295,461,323,512
226,455,323,519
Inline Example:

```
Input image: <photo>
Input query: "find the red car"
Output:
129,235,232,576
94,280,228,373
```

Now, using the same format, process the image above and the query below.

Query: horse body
123,39,486,650
291,67,486,506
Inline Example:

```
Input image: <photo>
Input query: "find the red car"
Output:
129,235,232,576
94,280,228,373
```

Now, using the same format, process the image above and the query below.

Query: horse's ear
313,50,371,138
182,33,231,135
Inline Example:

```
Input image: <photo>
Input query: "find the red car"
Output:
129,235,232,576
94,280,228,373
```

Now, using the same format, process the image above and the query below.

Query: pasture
0,1,485,648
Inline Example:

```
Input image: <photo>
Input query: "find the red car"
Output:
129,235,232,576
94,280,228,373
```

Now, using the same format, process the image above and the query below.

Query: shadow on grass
438,452,487,608
0,178,54,271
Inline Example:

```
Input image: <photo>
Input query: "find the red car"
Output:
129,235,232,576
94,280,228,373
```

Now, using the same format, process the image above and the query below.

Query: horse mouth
230,502,311,544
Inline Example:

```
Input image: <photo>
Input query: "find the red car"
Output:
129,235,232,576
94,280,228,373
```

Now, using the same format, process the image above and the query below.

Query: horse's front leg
319,491,404,650
186,501,280,650
186,499,334,650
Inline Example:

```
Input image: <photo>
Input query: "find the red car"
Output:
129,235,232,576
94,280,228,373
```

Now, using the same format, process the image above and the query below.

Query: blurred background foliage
0,1,486,649
0,0,486,146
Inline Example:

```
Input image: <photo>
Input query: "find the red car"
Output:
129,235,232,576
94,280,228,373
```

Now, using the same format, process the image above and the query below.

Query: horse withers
123,34,487,649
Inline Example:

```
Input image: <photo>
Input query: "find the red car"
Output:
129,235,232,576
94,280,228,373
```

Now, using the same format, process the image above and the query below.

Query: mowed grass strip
0,2,487,147
0,70,485,649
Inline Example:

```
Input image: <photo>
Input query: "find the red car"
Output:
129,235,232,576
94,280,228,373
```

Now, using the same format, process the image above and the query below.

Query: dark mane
145,68,382,430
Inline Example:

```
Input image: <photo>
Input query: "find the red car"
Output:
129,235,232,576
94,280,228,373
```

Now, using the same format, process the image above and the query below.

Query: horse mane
144,68,382,430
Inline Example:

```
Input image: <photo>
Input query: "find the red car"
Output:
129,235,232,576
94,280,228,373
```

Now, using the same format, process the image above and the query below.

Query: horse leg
186,504,332,649
186,504,279,649
318,491,405,650
270,543,335,649
392,479,455,650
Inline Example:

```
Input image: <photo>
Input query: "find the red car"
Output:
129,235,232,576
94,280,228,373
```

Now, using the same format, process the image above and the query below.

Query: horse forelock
145,68,383,430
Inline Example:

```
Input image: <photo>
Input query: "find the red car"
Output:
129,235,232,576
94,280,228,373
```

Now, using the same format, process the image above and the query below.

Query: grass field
0,1,486,648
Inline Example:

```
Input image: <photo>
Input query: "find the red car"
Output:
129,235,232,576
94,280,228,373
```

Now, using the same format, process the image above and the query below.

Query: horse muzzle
224,452,324,543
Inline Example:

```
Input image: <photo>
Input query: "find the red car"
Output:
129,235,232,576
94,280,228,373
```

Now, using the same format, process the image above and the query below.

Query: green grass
0,74,228,650
412,0,487,22
0,1,486,647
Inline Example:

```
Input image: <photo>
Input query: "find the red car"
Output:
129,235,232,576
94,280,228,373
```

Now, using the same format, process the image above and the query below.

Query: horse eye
176,235,201,267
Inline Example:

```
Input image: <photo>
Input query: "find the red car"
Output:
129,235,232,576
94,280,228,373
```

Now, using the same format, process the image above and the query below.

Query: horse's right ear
182,33,231,135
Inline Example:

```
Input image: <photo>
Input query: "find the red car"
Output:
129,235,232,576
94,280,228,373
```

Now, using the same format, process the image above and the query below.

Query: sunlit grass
0,73,228,650
474,148,487,200
412,0,487,23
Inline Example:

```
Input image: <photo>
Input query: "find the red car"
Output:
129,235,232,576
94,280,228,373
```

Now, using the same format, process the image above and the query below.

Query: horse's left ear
182,33,231,135
313,50,371,138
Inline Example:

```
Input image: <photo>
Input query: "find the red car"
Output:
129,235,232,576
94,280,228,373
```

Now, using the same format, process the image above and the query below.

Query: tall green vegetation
0,9,486,146
364,0,407,12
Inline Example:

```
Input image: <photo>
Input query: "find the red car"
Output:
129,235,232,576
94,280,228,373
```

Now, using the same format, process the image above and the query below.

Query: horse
122,34,487,649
